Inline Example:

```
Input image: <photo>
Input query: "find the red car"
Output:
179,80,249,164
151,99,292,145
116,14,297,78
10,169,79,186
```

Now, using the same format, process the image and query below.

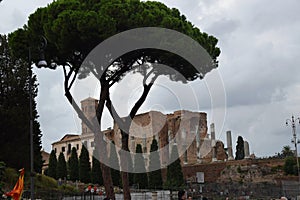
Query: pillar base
228,157,234,161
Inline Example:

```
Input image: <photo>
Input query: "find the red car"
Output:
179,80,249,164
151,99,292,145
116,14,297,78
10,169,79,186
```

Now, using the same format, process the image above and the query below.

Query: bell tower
80,97,98,135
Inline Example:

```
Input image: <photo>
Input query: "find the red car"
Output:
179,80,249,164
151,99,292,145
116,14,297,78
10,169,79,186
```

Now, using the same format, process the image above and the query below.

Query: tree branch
129,69,159,119
129,83,151,120
142,68,154,85
62,63,75,91
88,64,100,80
64,90,98,134
105,89,126,130
68,67,78,90
62,63,99,134
108,60,137,88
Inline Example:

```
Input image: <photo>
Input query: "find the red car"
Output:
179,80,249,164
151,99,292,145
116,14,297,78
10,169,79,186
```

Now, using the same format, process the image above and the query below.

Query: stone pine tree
9,1,221,198
281,145,294,158
68,147,79,182
133,144,148,189
91,149,103,185
79,145,91,183
109,141,121,187
48,150,57,179
235,136,245,160
57,152,67,179
164,145,184,190
148,138,163,189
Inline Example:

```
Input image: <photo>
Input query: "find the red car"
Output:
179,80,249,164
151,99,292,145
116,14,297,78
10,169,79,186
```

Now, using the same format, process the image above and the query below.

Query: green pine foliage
79,145,91,183
56,152,67,179
0,35,43,172
109,141,121,187
133,144,148,189
164,145,184,190
91,150,103,185
148,139,163,189
9,1,220,78
48,150,57,179
68,147,79,181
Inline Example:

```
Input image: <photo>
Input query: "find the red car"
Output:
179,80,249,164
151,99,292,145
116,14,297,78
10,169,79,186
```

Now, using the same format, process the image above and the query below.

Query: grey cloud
206,18,240,39
247,1,300,33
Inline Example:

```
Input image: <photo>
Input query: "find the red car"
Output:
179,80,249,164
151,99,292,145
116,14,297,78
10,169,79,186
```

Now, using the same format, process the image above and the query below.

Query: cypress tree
0,34,43,172
68,147,79,181
79,145,91,183
48,150,57,179
133,144,148,189
91,149,103,185
148,139,163,189
235,136,245,160
109,141,121,187
164,145,184,190
57,152,67,179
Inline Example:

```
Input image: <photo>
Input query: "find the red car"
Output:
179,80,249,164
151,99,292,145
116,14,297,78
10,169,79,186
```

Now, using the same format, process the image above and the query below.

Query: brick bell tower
80,97,99,135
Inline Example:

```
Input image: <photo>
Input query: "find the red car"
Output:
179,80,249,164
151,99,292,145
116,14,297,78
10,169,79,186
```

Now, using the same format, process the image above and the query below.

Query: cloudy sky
1,0,299,157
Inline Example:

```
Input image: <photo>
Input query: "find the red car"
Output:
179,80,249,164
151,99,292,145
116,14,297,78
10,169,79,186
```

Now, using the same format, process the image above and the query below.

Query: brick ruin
112,109,228,167
52,97,254,185
78,97,231,167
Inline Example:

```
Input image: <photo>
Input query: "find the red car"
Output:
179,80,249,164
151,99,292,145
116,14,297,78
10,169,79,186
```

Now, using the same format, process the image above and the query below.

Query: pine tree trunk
121,171,130,200
97,84,115,199
95,133,115,200
120,130,131,200
101,163,115,199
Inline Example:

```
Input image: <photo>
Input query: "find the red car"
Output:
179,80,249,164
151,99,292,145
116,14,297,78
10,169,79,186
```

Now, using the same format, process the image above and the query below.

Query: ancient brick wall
162,158,285,184
112,110,209,166
162,162,227,183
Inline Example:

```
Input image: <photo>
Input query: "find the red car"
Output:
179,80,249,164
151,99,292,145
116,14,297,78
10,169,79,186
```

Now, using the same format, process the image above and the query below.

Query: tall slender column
226,131,234,160
244,141,250,159
211,123,217,162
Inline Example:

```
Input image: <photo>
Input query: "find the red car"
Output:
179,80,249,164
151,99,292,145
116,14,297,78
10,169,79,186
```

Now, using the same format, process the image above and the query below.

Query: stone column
226,130,234,160
168,130,173,158
210,123,217,162
194,125,202,163
244,141,250,159
210,123,215,140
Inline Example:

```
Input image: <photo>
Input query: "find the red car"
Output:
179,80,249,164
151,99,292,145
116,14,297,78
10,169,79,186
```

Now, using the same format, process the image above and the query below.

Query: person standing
178,190,186,199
